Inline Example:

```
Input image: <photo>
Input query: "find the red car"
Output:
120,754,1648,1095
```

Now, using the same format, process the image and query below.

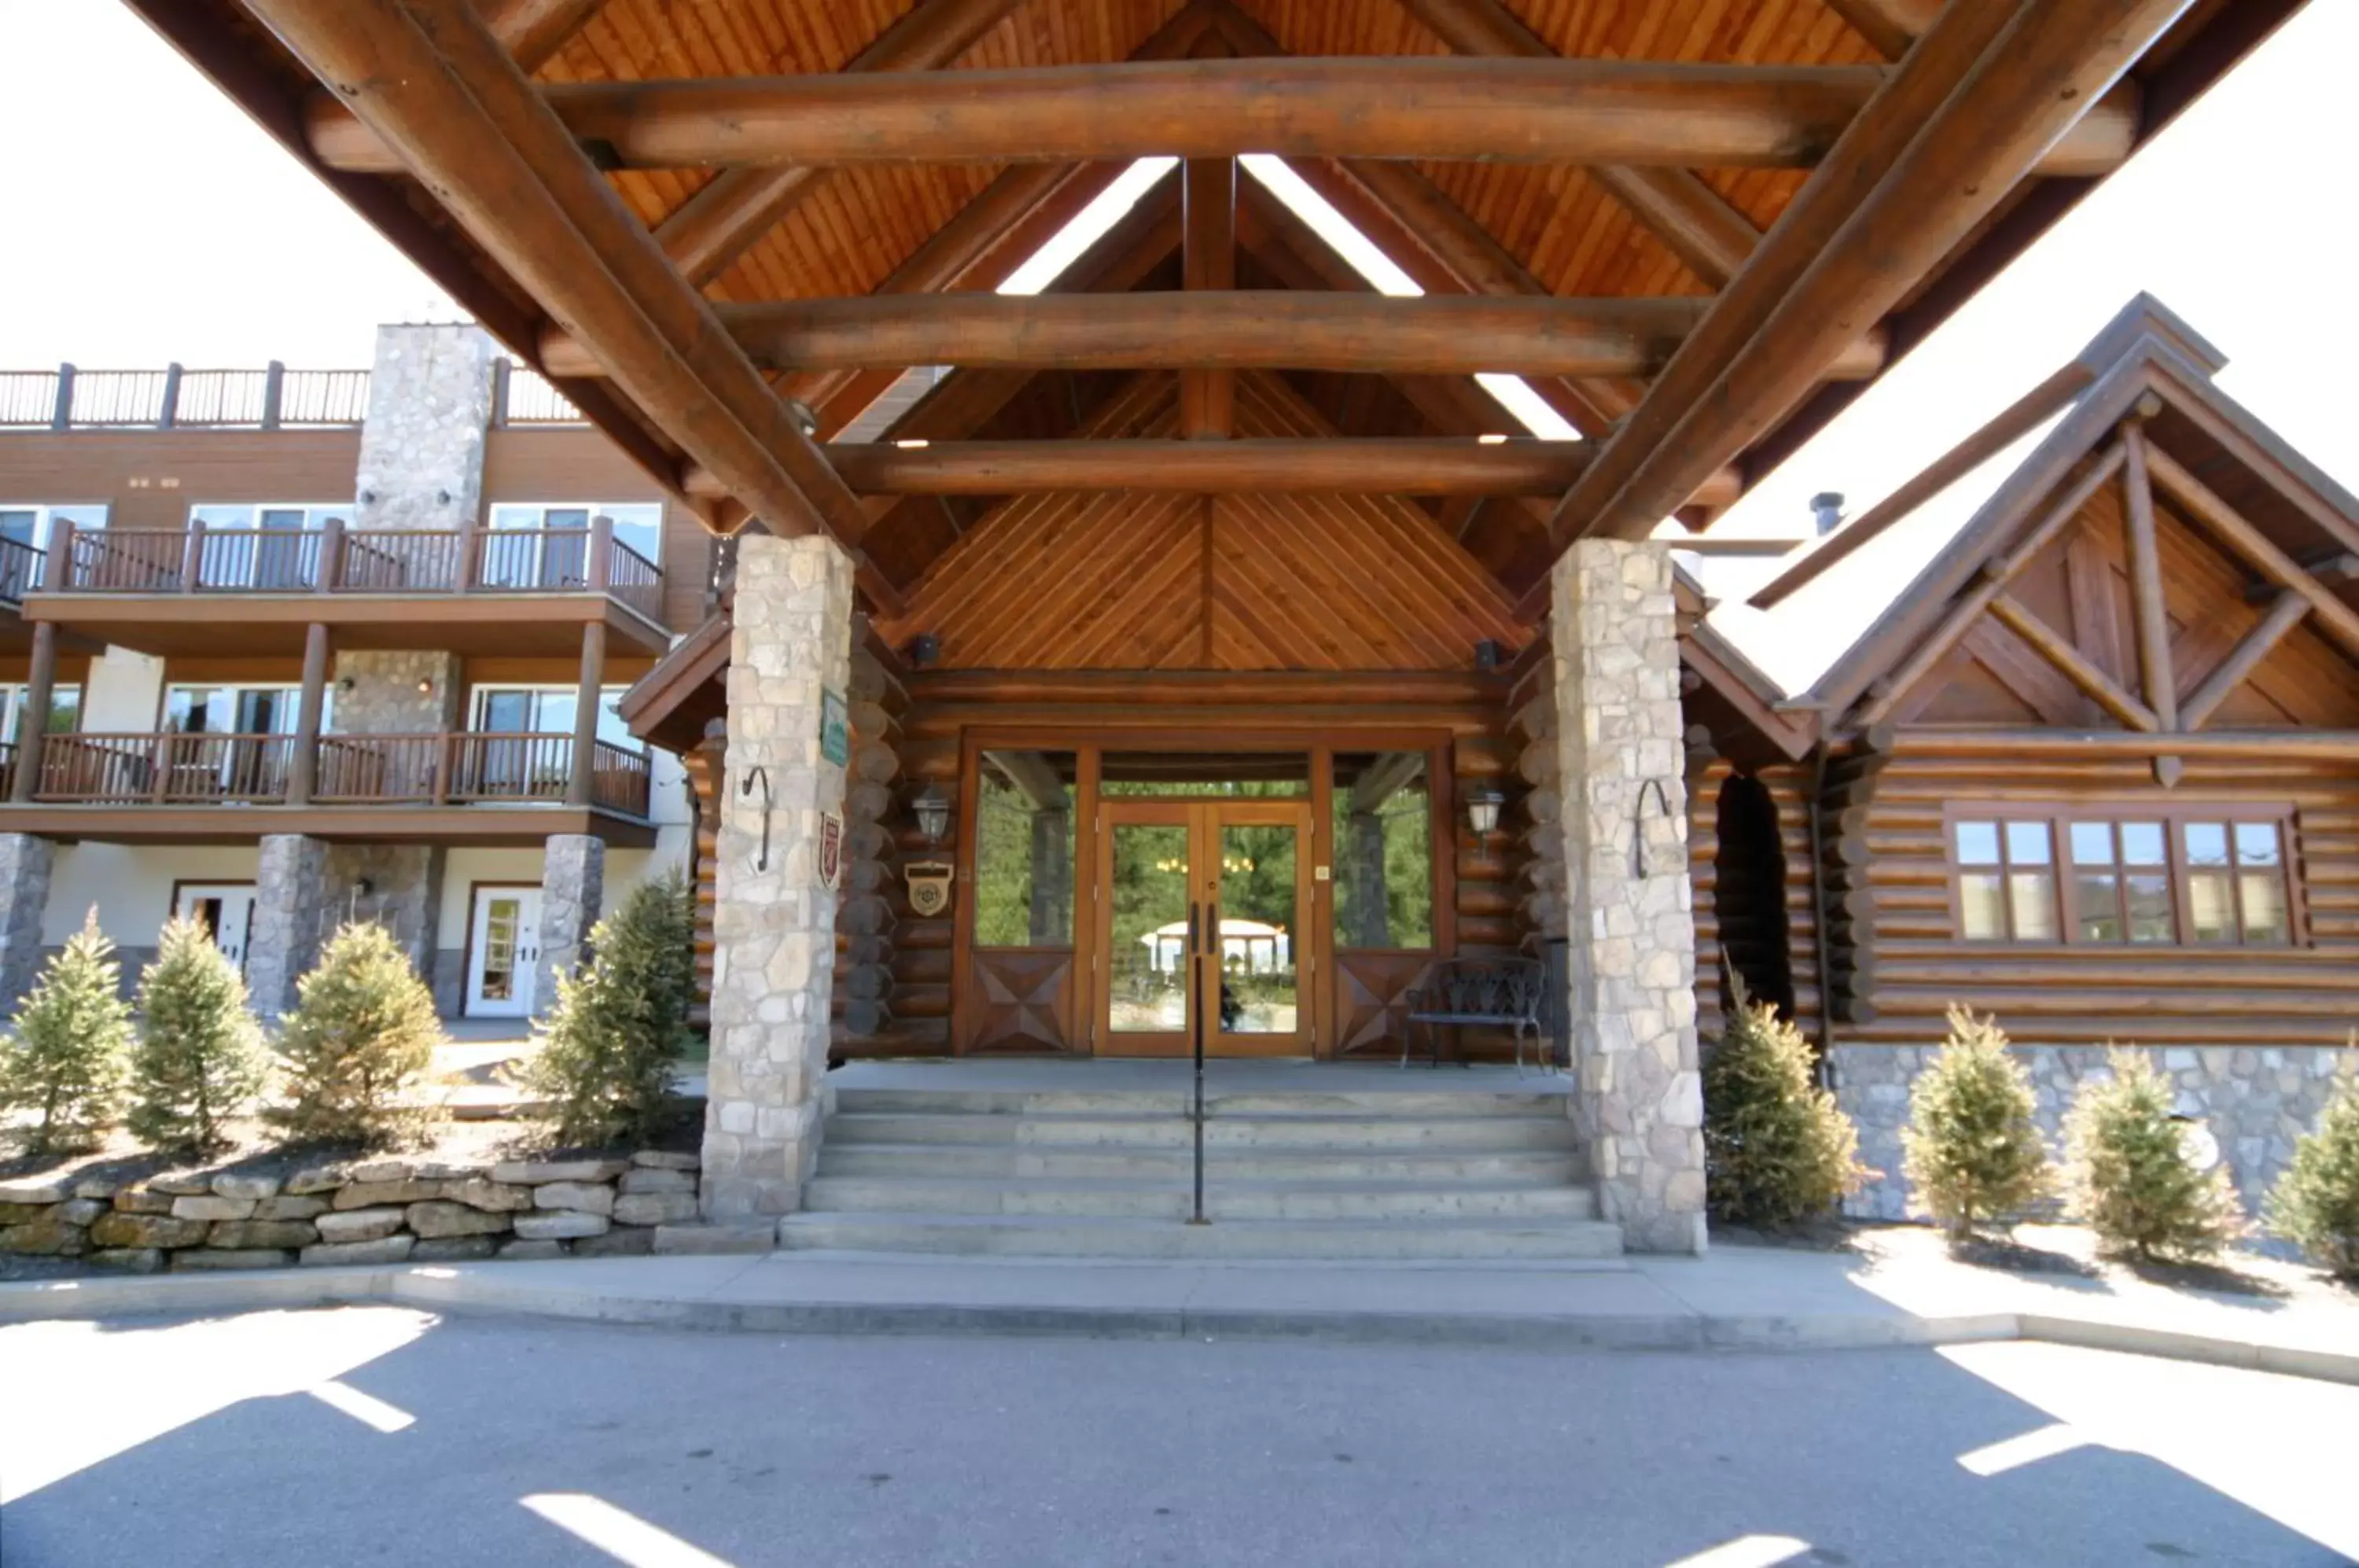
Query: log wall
1691,756,1824,1047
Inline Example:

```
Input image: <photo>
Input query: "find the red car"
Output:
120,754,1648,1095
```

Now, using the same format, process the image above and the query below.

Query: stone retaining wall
1832,1041,2356,1224
0,1150,701,1272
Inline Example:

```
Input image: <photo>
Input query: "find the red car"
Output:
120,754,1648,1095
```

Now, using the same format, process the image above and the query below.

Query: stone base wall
1831,1041,2357,1224
0,1151,701,1271
0,832,57,1014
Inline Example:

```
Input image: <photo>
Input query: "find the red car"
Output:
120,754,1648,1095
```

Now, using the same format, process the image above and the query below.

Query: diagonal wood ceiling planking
874,370,1525,670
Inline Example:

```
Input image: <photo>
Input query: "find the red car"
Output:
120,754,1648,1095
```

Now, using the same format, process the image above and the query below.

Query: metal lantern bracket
739,766,773,871
1633,777,1673,878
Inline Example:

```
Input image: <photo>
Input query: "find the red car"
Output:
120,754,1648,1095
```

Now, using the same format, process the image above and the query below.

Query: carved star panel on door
967,949,1076,1054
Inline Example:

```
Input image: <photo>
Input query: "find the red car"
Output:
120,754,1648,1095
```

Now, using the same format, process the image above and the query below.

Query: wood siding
0,430,362,526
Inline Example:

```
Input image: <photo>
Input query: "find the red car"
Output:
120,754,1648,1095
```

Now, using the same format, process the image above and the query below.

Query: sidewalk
2,1237,2351,1382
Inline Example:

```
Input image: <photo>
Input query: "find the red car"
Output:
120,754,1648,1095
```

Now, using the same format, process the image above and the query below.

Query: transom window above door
1952,808,2297,947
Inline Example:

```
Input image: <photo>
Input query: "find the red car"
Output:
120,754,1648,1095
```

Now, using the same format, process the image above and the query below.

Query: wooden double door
1094,799,1315,1057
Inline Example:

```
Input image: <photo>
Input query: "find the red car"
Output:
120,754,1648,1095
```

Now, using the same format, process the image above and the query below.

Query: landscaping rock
571,1226,656,1258
613,1191,698,1227
171,1195,256,1222
175,1249,295,1272
148,1172,218,1198
208,1220,320,1250
491,1159,627,1186
497,1239,568,1261
620,1167,697,1195
72,1176,123,1202
112,1189,176,1216
344,1159,414,1183
441,1178,532,1213
258,1195,330,1221
315,1207,408,1244
299,1236,414,1268
283,1165,348,1196
653,1223,774,1256
54,1198,109,1228
410,1161,489,1181
409,1236,498,1263
405,1201,511,1239
90,1212,210,1250
87,1247,165,1274
533,1181,614,1216
631,1150,701,1172
512,1211,609,1241
0,1202,55,1227
0,1218,88,1256
0,1177,74,1205
334,1179,442,1209
210,1173,283,1202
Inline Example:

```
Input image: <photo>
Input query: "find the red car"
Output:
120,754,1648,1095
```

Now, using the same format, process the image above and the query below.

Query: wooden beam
1986,591,2160,731
477,0,608,69
307,60,2136,175
1820,0,1943,61
1181,157,1237,438
547,294,1885,380
2118,417,2181,735
2180,591,2310,731
1348,748,1426,814
2144,443,2359,664
1522,0,2183,609
248,0,902,613
790,438,1628,495
984,749,1068,814
1886,727,2359,764
1388,0,1760,285
647,0,1030,285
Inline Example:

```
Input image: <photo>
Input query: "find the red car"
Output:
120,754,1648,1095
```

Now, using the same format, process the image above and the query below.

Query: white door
175,885,258,974
466,886,543,1018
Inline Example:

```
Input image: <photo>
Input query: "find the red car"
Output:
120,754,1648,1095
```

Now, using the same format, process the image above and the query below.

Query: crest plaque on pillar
818,810,845,891
905,859,955,918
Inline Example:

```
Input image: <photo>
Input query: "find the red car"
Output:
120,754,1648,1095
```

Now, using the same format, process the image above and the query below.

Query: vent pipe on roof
1809,491,1845,536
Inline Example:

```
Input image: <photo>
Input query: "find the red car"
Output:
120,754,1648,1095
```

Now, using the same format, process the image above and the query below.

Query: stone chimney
354,322,495,533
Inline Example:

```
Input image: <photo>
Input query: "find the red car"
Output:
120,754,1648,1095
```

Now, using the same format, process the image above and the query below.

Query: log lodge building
0,0,2332,1255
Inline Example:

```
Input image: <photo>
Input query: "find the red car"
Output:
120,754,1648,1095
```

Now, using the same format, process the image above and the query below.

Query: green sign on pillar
820,688,850,767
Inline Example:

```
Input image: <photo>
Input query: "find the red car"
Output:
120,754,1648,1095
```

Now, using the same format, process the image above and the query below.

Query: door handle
1187,902,1199,955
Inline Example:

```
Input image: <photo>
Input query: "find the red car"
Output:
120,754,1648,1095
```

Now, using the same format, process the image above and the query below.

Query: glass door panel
1104,815,1192,1051
1213,819,1300,1036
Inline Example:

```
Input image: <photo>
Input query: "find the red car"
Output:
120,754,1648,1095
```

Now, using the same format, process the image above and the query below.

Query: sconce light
337,676,355,694
416,679,433,694
912,783,951,846
907,632,940,668
1473,638,1504,671
1463,785,1505,839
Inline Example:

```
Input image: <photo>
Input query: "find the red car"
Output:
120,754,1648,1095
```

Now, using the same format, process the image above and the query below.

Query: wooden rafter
307,59,2136,175
1388,0,1761,287
1820,0,1943,61
2118,411,2181,738
304,0,608,145
1181,156,1238,438
1986,592,2161,731
775,438,1608,496
243,0,903,613
2180,591,2310,731
2143,444,2359,664
1518,0,2183,615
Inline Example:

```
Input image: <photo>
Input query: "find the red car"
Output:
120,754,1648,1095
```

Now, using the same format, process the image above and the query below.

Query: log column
9,621,57,804
567,620,607,808
704,533,856,1220
285,622,332,807
1551,540,1706,1254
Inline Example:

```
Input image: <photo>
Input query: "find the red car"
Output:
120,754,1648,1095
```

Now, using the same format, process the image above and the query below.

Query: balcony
0,360,582,431
0,535,42,653
22,519,668,657
2,731,655,848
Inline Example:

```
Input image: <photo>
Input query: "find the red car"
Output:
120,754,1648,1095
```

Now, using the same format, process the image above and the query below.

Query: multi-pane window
0,504,106,598
1952,808,2297,948
0,683,81,743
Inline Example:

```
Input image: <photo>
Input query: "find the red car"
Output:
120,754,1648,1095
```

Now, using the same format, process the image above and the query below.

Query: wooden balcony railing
26,731,653,817
37,518,663,624
0,739,13,799
2,359,571,432
0,536,41,604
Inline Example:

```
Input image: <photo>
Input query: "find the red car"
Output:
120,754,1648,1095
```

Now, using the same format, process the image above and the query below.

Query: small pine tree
127,916,267,1156
1901,1006,2051,1240
1702,971,1871,1228
0,910,134,1154
528,873,696,1146
2265,1054,2359,1280
2063,1047,2244,1263
270,922,441,1148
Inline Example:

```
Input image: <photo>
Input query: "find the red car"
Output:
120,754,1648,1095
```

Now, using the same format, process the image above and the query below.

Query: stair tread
808,1176,1588,1194
784,1212,1616,1233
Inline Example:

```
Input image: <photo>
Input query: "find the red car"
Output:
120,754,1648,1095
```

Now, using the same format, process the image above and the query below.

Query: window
164,684,314,736
1952,808,2297,948
469,685,639,751
0,683,81,744
189,502,351,530
487,502,662,588
1331,751,1433,949
0,504,106,597
972,749,1076,948
188,504,350,589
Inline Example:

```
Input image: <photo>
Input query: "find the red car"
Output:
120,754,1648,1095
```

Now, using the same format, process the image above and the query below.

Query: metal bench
1402,956,1551,1074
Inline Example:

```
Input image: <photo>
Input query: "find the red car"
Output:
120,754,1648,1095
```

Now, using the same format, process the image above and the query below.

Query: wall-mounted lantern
912,783,951,846
1463,785,1505,838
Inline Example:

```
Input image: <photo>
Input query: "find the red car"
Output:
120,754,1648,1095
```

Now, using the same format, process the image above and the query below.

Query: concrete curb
2,1264,2350,1384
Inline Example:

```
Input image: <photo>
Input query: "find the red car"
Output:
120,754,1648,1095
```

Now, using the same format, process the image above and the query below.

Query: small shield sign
906,859,955,918
818,810,845,891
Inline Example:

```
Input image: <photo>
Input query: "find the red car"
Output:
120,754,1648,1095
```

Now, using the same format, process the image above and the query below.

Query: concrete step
825,1112,1579,1152
776,1212,1626,1261
813,1144,1588,1183
830,1088,1570,1118
800,1176,1599,1221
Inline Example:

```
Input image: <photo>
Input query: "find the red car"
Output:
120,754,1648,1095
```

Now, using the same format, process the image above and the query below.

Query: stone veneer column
702,533,856,1220
0,833,55,1013
1551,541,1707,1254
535,834,605,1014
247,834,333,1020
355,323,494,533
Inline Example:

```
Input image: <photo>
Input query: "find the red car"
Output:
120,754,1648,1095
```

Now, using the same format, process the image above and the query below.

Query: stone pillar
0,833,55,1013
703,533,856,1220
355,324,494,534
1551,541,1707,1254
1027,808,1072,944
247,834,333,1019
536,834,606,1012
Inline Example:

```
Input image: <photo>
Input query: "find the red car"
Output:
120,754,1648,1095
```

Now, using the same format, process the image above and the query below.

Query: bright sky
2,1,2353,694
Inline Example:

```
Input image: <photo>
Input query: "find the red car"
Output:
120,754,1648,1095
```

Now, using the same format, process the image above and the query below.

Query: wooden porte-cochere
949,732,1459,1059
